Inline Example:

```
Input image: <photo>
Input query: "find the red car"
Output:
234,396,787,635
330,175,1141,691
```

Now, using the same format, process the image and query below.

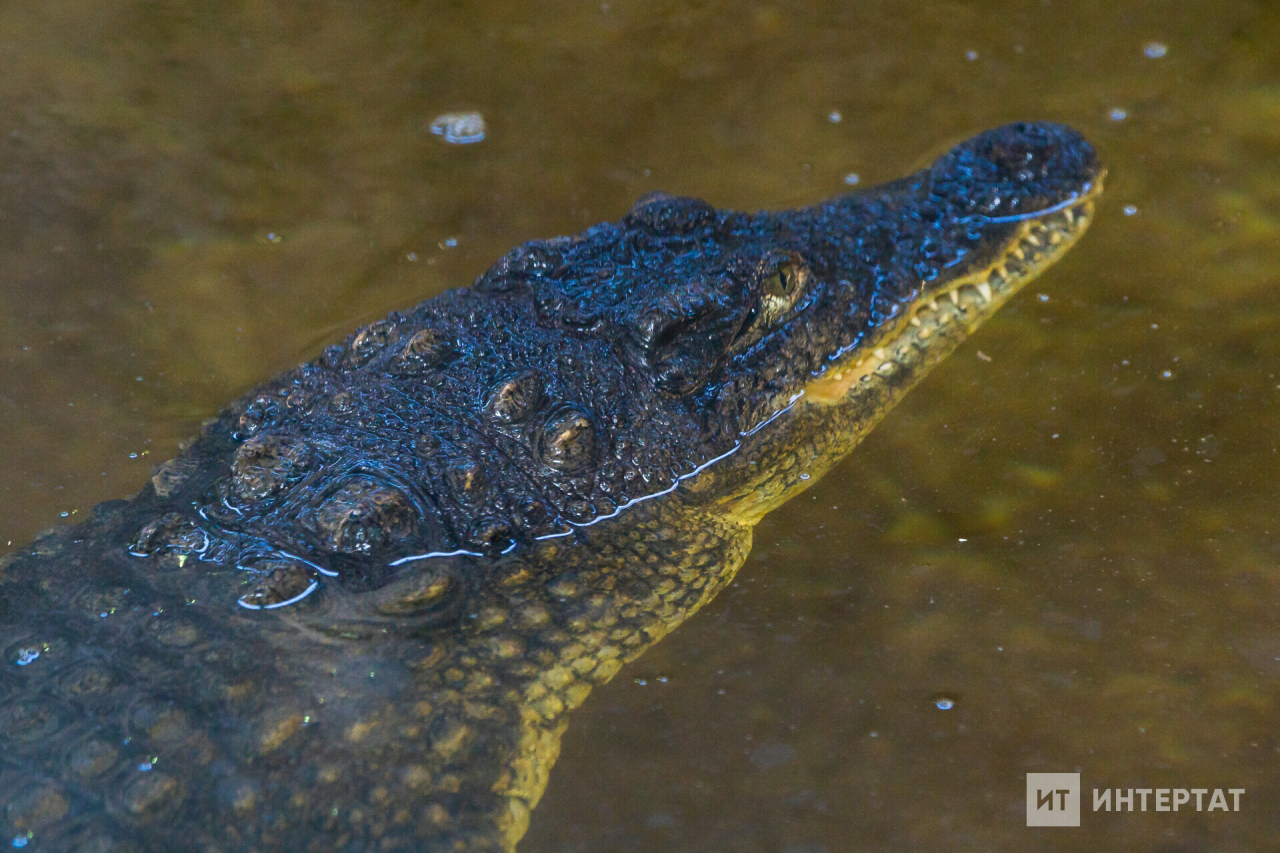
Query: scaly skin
0,123,1102,851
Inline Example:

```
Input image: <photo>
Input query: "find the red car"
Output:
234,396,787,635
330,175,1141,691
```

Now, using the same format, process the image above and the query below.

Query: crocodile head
187,122,1102,584
288,122,1090,556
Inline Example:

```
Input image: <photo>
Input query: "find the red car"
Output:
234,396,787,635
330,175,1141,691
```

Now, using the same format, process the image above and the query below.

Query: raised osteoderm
0,123,1101,851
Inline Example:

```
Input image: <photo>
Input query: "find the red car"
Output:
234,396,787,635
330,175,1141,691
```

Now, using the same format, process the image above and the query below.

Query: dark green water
2,1,1278,850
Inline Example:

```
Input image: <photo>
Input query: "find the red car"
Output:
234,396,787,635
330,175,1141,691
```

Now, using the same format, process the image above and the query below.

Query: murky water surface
3,1,1279,850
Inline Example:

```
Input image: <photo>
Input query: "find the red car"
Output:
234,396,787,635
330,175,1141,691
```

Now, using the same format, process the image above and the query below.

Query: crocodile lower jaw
805,195,1097,405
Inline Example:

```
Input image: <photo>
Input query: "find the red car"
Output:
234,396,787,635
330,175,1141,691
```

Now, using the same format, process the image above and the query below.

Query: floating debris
430,112,486,145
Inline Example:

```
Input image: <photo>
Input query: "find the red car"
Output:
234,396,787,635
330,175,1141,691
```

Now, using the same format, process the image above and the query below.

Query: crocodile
0,122,1101,852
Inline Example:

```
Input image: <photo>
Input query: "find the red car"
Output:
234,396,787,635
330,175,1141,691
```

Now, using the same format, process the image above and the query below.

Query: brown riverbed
2,1,1278,850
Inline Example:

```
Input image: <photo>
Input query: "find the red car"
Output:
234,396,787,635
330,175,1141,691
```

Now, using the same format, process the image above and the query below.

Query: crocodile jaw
706,181,1102,526
805,191,1100,405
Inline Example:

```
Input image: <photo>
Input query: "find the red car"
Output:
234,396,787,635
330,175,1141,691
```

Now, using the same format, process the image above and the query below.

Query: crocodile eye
764,264,799,297
733,254,810,353
758,260,808,326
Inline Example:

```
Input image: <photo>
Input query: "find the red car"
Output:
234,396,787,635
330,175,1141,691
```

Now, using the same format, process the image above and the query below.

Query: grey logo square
1026,772,1081,826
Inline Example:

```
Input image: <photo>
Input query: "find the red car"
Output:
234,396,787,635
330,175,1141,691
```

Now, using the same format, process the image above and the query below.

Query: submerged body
0,123,1101,851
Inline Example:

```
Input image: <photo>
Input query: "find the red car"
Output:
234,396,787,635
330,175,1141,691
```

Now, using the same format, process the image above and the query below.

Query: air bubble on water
799,473,810,480
828,110,842,123
1038,293,1050,302
934,696,956,710
965,50,979,61
430,112,486,145
1123,204,1138,216
14,648,39,666
139,762,153,772
844,173,860,186
1109,107,1128,121
12,837,29,849
1161,370,1174,380
1144,41,1168,58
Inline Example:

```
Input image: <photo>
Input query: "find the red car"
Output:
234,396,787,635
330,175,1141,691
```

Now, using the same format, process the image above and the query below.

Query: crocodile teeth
1025,234,1041,247
874,348,887,360
1012,247,1026,260
1064,208,1075,224
910,316,922,327
949,289,960,305
929,300,939,312
976,282,992,303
